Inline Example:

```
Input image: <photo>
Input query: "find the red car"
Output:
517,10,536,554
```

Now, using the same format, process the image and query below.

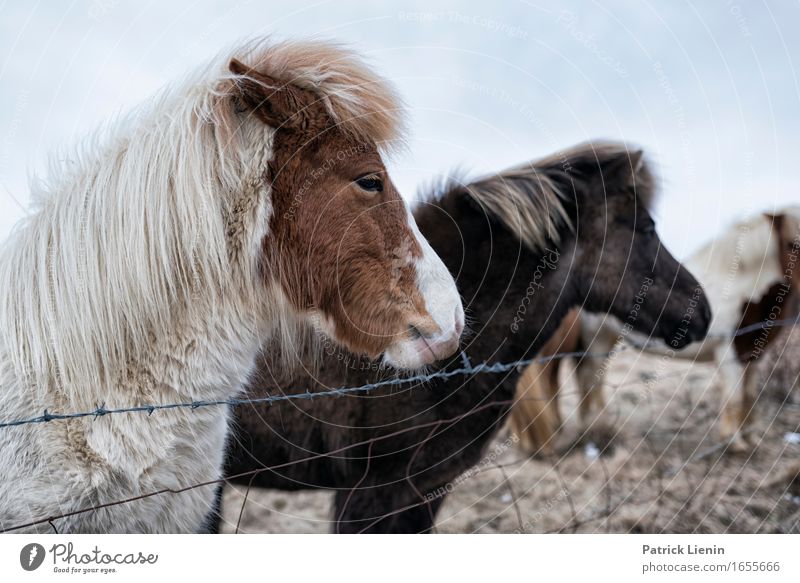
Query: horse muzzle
383,307,465,369
663,293,713,350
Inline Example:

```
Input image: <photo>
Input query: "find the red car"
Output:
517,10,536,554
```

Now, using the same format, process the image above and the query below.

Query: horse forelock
220,39,407,156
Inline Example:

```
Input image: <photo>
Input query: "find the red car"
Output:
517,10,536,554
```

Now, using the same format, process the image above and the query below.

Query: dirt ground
218,349,800,534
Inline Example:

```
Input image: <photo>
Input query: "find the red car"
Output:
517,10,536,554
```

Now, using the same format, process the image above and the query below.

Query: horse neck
415,196,577,365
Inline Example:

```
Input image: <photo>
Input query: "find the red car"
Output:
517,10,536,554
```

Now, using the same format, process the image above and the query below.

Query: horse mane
0,39,404,405
423,141,655,251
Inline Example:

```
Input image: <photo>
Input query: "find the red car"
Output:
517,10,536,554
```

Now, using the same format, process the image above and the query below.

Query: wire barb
1,316,798,431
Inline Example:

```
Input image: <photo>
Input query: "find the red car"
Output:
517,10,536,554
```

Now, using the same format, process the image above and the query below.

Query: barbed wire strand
0,348,618,430
4,315,799,432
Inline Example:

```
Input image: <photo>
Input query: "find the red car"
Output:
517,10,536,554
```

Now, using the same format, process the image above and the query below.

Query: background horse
511,207,800,454
0,39,463,533
218,141,710,533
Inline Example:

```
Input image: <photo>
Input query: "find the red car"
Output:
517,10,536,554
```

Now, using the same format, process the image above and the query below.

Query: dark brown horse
216,142,711,533
511,208,800,456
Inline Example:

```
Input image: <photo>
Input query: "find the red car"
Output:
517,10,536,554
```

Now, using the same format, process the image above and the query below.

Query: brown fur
720,212,800,446
229,55,432,358
734,213,800,363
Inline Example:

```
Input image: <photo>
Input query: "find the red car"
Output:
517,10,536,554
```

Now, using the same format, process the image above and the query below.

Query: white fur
686,211,790,335
382,208,463,368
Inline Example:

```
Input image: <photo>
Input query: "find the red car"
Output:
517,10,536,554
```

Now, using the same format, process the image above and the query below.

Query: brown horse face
228,60,463,369
574,170,711,349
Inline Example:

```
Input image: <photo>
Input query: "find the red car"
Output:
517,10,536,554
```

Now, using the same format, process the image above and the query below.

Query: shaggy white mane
0,39,406,409
0,38,411,534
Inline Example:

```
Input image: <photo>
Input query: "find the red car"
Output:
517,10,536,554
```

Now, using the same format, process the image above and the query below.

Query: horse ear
628,150,645,176
765,212,785,232
603,149,644,187
228,58,315,130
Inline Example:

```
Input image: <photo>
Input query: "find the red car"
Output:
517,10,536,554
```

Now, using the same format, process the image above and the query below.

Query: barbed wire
0,348,620,430
3,315,800,432
2,316,798,431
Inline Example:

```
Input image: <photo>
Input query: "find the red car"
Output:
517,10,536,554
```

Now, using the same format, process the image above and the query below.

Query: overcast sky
1,1,797,258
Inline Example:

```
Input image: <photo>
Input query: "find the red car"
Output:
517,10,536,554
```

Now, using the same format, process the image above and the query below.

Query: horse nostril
408,317,441,341
408,324,425,340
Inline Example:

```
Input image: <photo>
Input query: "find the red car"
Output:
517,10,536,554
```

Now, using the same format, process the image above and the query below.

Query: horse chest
85,405,230,533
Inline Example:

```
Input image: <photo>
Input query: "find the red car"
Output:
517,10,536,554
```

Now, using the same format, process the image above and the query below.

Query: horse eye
355,175,383,193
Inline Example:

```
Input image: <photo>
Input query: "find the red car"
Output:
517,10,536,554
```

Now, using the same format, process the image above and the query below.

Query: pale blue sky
1,1,797,257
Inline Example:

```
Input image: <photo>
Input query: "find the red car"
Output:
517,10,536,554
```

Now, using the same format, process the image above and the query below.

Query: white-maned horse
0,40,464,533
